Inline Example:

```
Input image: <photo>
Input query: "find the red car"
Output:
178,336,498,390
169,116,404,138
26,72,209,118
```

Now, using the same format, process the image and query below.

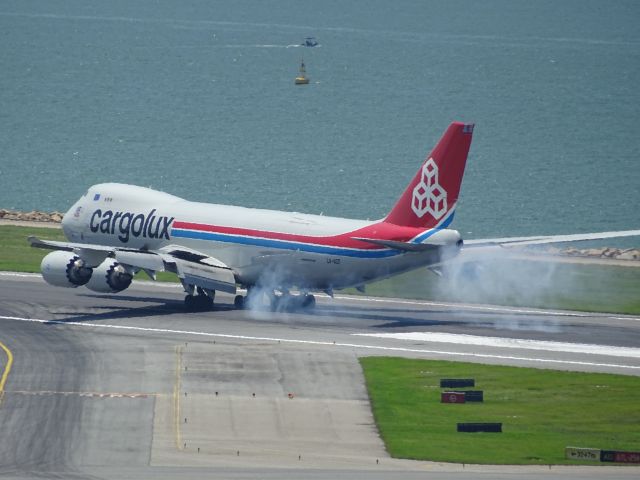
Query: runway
0,272,638,479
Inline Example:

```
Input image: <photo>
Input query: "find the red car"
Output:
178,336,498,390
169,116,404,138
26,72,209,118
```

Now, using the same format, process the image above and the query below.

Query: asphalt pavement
0,272,638,479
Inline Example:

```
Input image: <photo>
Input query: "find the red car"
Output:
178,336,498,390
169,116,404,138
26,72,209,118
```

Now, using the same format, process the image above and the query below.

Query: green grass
346,257,640,315
0,225,67,272
0,225,177,282
2,224,639,314
360,357,640,465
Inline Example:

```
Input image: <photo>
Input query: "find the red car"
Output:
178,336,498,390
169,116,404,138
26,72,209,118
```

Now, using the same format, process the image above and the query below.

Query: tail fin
385,122,473,229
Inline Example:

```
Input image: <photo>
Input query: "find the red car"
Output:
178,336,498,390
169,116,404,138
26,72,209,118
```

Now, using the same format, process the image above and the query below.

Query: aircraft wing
28,236,237,294
463,229,640,248
157,244,237,294
28,236,123,253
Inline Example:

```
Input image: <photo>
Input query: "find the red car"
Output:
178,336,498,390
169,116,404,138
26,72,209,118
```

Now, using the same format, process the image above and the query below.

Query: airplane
29,122,640,312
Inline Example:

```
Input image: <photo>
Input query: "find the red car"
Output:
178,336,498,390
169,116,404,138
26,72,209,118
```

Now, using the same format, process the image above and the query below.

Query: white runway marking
0,272,44,278
0,315,638,371
333,294,640,322
353,332,640,359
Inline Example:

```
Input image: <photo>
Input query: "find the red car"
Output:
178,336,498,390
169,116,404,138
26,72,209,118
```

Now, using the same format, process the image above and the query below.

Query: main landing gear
183,286,215,312
184,294,214,311
269,292,316,312
233,294,246,310
180,283,316,313
234,289,316,312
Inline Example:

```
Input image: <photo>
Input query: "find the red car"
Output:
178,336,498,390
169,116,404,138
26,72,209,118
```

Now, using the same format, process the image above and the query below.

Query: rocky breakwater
0,209,64,223
548,246,640,261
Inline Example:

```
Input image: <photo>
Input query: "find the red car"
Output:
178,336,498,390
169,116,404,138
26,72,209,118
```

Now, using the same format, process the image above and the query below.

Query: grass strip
360,357,640,465
0,225,176,281
348,258,640,315
0,225,67,272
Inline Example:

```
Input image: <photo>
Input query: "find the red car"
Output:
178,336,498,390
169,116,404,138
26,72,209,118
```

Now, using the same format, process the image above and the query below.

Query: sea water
1,0,638,242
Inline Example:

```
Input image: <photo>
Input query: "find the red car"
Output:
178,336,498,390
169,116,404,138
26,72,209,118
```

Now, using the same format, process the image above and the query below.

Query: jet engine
41,250,93,288
85,259,133,293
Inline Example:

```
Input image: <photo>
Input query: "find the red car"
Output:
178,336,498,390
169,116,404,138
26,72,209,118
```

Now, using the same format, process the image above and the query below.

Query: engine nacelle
85,259,133,293
41,251,93,288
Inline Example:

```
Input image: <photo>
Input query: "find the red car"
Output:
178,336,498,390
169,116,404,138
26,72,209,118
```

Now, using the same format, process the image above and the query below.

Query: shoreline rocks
0,209,64,223
555,246,640,261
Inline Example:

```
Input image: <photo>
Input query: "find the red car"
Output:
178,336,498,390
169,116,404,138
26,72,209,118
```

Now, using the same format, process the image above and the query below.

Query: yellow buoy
295,58,310,85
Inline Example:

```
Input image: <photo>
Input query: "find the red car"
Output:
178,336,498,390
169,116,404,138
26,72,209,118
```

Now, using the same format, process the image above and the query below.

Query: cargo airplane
29,123,640,311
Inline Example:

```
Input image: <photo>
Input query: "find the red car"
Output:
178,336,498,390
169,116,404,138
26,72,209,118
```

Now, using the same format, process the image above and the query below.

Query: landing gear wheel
234,295,245,310
269,294,282,312
301,294,316,310
200,295,214,310
185,294,197,311
184,294,213,312
271,293,296,312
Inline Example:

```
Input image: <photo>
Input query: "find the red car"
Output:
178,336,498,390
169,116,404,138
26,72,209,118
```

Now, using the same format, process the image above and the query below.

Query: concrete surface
0,272,639,479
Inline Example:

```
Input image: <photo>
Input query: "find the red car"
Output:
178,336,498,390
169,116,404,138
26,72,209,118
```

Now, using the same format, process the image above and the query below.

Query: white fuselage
62,184,462,290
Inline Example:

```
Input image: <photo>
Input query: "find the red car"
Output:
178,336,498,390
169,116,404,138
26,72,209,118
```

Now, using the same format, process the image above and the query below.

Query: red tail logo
385,122,474,229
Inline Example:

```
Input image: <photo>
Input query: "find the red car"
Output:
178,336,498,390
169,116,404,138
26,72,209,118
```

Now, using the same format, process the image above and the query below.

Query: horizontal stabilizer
352,237,440,252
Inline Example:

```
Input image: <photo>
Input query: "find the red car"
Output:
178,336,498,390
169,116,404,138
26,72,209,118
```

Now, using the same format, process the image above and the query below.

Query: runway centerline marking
0,340,14,407
0,315,638,371
332,294,640,322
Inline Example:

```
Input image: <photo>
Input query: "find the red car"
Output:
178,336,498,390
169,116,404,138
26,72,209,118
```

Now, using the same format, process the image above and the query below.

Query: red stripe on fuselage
172,221,426,250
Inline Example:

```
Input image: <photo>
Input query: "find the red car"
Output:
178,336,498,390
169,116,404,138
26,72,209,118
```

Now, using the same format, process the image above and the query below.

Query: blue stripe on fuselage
170,229,401,258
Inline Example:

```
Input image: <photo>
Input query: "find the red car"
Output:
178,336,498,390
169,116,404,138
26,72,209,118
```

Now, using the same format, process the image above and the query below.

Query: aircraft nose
61,206,73,237
61,204,75,228
61,201,83,240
